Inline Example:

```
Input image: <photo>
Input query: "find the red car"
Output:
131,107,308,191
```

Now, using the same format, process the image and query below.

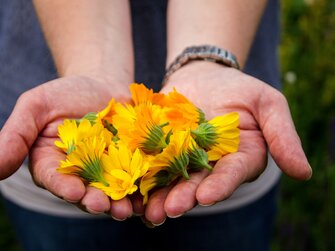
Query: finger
196,129,267,205
196,151,265,206
109,197,133,221
80,186,111,215
0,90,47,179
257,88,312,180
145,185,172,225
129,192,145,216
164,170,208,217
29,138,86,203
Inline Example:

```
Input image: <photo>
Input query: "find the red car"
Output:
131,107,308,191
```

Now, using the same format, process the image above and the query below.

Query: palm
0,75,133,218
144,62,311,224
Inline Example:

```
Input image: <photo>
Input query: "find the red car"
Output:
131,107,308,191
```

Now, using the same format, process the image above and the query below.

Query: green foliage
280,0,335,157
273,0,335,250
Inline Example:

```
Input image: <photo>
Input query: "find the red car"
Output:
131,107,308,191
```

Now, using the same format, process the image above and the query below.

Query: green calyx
191,122,218,149
197,108,206,124
104,120,118,135
154,170,177,187
188,146,212,171
168,152,190,180
76,112,98,125
154,151,190,187
77,157,109,187
141,122,169,154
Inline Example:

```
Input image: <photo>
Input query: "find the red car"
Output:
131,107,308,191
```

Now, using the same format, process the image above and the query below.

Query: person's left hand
142,61,312,226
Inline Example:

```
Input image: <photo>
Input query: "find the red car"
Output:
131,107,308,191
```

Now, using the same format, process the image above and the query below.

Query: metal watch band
162,45,240,85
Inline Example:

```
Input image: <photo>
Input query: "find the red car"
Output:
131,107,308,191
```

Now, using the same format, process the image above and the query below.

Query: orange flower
161,89,205,131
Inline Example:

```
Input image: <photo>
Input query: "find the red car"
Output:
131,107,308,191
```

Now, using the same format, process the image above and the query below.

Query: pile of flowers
55,83,240,204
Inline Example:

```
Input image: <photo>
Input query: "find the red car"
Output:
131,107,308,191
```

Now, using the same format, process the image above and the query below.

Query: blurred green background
1,0,334,250
273,0,335,250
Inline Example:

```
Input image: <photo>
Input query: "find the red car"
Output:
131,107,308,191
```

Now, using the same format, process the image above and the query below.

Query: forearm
33,0,134,83
167,0,267,68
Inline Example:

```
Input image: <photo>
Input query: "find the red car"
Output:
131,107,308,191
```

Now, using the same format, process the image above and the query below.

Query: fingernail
307,164,313,179
86,207,102,215
152,218,166,227
141,218,155,228
111,216,127,222
198,202,215,207
140,216,165,228
65,199,80,204
167,213,183,219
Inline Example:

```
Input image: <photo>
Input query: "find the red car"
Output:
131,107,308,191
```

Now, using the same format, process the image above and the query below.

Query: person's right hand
0,75,134,220
143,62,312,225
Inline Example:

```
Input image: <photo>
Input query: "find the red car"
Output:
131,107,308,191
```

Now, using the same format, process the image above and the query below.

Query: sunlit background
1,0,334,250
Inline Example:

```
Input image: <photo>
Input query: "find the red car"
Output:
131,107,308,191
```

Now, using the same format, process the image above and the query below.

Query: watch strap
163,45,240,85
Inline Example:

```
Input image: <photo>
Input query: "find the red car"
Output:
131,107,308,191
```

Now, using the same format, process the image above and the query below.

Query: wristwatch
163,45,240,84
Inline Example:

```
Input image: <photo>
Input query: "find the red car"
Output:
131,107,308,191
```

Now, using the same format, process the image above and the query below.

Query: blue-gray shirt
0,0,280,128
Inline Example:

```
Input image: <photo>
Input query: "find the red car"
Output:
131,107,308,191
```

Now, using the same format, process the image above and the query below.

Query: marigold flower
149,130,191,184
140,131,192,204
57,136,109,186
129,83,166,105
55,83,241,204
131,104,169,154
91,145,149,200
192,112,240,161
54,119,113,154
139,166,160,205
160,89,205,131
188,140,213,171
112,102,137,131
130,83,155,105
96,99,119,135
114,102,169,154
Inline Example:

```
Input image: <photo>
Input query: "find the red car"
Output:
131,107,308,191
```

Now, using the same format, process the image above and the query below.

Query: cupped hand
144,61,312,225
0,75,134,219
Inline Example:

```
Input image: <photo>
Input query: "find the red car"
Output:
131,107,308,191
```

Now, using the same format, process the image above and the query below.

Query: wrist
56,55,135,84
164,60,237,86
61,65,134,86
163,45,240,85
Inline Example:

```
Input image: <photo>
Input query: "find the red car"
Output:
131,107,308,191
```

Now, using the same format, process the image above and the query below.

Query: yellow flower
57,136,109,186
131,104,169,154
192,112,240,161
97,99,116,123
112,102,137,135
140,130,191,204
75,99,118,135
139,165,160,205
91,145,149,200
150,130,191,183
54,119,78,154
54,82,241,204
96,99,118,135
55,119,112,154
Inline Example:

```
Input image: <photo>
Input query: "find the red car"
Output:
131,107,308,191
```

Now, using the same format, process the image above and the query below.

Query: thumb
257,90,312,180
0,91,46,179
